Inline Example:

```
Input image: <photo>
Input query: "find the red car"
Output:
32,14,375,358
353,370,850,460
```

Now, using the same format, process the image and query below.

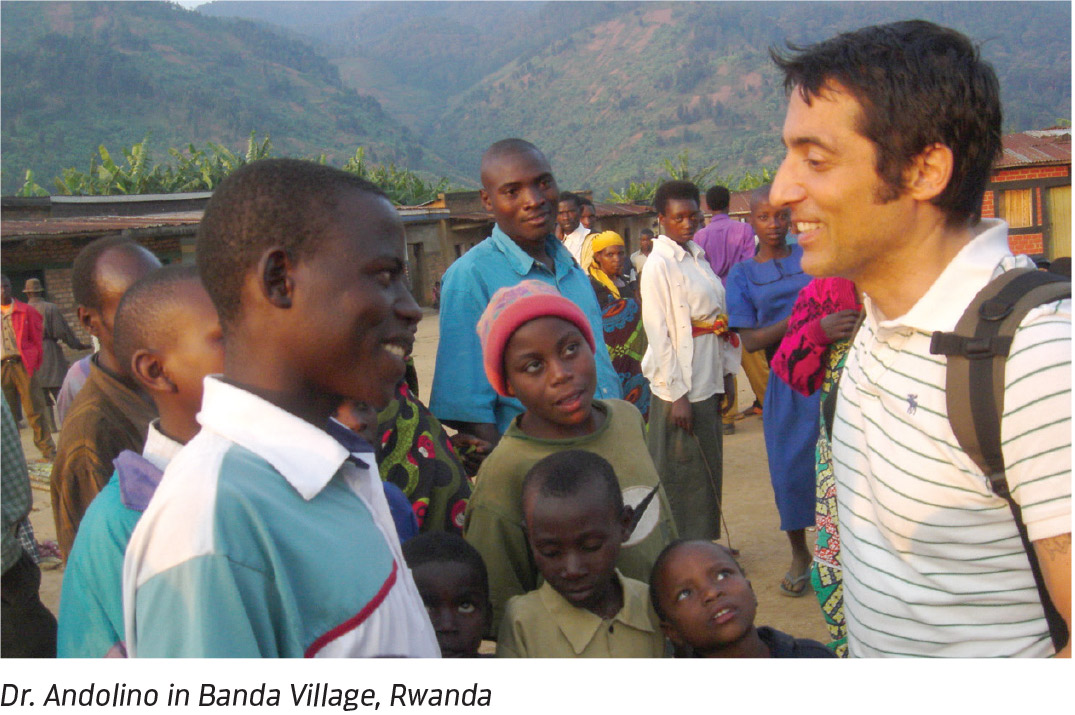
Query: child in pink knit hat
465,280,678,634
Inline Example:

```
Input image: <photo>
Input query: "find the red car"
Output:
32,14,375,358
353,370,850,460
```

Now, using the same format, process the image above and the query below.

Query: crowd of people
1,20,1069,659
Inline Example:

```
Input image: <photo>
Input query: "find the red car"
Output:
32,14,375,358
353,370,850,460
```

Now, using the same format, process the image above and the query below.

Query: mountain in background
203,1,1072,193
2,1,1070,196
0,0,438,194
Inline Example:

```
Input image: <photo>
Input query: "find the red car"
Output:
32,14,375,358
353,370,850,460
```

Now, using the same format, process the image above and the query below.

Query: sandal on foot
779,570,810,597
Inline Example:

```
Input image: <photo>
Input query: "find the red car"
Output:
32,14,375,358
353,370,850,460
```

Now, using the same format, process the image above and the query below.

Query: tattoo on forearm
1039,533,1071,559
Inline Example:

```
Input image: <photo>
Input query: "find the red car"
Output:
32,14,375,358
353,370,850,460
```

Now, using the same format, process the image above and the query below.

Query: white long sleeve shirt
640,236,741,403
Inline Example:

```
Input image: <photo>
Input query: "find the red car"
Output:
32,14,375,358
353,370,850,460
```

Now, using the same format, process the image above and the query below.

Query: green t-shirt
464,399,678,634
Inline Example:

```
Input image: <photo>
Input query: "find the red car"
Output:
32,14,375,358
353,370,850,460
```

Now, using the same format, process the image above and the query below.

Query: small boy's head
113,265,224,443
522,451,631,616
402,532,491,658
650,540,757,657
747,184,790,250
196,159,421,415
477,280,597,436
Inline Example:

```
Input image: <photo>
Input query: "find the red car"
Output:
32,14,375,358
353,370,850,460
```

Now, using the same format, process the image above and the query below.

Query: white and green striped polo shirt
833,220,1070,658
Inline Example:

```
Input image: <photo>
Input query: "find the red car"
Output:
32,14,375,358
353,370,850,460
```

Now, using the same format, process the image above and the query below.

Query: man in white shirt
770,20,1070,657
557,192,591,266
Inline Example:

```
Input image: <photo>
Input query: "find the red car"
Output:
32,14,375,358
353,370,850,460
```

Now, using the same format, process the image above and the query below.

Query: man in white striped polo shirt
768,21,1070,657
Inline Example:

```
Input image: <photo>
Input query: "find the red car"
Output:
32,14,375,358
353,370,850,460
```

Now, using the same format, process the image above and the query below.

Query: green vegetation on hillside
0,0,432,194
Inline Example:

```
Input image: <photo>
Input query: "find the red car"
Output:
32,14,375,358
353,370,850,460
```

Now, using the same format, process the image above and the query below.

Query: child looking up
123,159,438,657
403,532,492,658
497,451,666,658
650,540,834,658
58,265,223,657
464,280,677,632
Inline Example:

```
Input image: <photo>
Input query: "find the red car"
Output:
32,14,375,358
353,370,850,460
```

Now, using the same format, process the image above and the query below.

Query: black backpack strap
930,267,1070,653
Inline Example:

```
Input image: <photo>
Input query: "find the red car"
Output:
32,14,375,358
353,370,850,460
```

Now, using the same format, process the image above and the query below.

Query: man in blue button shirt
430,139,621,451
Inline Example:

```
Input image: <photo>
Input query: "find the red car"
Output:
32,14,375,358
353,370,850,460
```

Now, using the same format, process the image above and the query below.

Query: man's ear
479,189,493,213
258,247,295,309
78,306,100,338
905,142,955,202
130,348,173,394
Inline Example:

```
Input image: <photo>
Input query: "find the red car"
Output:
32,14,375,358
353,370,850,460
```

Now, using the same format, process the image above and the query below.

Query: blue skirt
762,371,820,531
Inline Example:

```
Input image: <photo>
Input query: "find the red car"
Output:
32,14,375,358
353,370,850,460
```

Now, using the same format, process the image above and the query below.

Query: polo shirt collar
870,219,1034,333
141,420,184,472
653,235,704,262
196,376,350,501
536,570,657,655
490,224,571,278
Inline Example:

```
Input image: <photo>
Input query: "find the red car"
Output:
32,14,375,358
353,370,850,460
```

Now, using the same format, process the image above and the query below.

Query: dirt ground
22,307,829,646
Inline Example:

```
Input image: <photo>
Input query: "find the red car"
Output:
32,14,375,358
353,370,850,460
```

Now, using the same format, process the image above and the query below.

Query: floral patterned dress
590,274,650,421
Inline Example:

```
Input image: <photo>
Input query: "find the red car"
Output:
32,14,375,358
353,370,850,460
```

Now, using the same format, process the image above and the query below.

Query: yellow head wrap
587,231,627,299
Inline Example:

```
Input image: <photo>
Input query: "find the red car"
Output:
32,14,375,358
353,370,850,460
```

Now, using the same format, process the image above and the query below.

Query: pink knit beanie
477,280,595,397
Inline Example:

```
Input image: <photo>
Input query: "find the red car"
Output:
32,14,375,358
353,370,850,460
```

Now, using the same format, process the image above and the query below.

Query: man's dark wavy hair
770,20,1002,227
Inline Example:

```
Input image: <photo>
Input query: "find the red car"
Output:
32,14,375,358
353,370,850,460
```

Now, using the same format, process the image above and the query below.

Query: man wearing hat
0,274,55,460
23,278,90,432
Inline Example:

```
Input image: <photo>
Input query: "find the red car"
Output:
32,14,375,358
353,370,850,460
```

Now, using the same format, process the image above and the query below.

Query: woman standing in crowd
640,180,740,542
725,185,815,597
588,230,650,420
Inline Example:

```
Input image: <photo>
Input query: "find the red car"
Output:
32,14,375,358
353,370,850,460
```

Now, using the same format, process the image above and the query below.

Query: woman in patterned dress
587,231,650,420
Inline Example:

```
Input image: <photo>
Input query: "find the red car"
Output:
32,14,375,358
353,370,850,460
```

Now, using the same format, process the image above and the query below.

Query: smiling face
748,198,790,252
770,83,918,283
593,244,625,278
504,316,597,439
480,148,559,252
288,189,421,412
412,560,490,658
659,198,701,245
557,199,582,235
654,541,757,656
524,480,629,618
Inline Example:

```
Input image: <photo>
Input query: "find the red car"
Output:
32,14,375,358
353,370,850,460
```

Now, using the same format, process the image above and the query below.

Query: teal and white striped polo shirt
833,220,1071,658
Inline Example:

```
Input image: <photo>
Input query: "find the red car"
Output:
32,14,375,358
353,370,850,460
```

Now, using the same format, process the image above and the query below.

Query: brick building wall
983,163,1070,256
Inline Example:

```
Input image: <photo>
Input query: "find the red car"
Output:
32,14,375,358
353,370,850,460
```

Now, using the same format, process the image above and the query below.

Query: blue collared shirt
430,225,621,434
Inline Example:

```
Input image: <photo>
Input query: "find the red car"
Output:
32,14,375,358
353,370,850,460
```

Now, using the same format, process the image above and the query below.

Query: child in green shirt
464,280,677,633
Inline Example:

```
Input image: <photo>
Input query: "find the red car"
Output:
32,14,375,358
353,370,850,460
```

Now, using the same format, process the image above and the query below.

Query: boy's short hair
748,185,772,210
770,20,1001,227
402,532,489,595
112,265,202,379
195,158,388,329
654,180,700,215
71,236,141,310
558,191,582,209
649,539,744,621
705,186,731,213
640,228,655,238
522,450,623,519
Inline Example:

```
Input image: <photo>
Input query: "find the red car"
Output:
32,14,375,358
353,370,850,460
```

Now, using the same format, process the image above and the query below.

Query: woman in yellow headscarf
587,230,650,420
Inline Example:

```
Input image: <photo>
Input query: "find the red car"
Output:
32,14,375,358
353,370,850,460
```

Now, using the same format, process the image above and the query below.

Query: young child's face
748,198,790,251
411,560,489,658
162,282,224,419
654,541,757,656
290,189,421,411
504,317,597,438
659,198,701,245
334,399,379,444
524,480,629,617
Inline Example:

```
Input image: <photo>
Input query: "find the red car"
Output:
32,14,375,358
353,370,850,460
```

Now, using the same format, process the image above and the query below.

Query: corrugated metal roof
1,212,202,241
995,130,1071,168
